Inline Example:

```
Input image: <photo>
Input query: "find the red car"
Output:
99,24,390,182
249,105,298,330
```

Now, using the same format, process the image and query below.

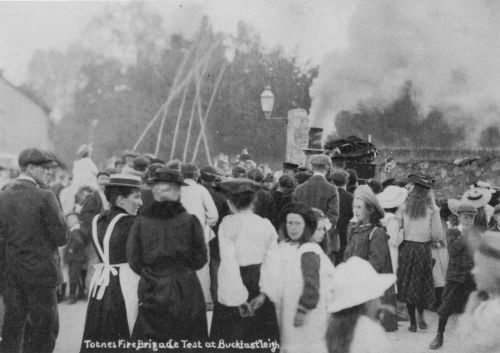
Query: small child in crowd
64,213,87,304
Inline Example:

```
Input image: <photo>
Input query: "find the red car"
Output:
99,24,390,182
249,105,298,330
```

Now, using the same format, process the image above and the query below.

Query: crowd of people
1,144,500,353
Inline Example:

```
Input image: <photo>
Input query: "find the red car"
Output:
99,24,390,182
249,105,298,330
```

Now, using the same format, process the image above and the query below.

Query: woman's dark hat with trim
278,202,318,233
218,178,259,195
149,167,188,186
104,174,144,188
408,173,436,189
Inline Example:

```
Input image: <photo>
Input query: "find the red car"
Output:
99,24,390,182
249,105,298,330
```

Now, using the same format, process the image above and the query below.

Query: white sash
89,213,140,335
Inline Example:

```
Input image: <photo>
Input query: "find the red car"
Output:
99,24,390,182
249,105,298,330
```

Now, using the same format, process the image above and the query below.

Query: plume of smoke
309,0,500,146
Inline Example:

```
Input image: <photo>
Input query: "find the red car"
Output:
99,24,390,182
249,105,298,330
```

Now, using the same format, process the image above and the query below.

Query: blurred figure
64,213,87,304
367,178,383,195
231,165,246,179
262,173,276,191
247,168,276,221
283,162,299,177
121,149,139,169
346,169,358,194
326,257,394,353
294,155,339,261
199,166,230,306
272,174,296,218
330,169,353,265
429,203,477,350
180,164,218,309
72,144,98,192
456,232,500,353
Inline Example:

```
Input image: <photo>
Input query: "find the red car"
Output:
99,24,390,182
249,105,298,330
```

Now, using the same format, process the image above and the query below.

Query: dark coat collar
141,200,186,219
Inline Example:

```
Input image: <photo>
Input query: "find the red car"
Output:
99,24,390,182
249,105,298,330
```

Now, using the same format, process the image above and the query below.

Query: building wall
0,78,52,155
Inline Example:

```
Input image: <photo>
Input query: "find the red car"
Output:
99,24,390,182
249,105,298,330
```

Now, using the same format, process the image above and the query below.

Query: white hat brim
327,273,396,313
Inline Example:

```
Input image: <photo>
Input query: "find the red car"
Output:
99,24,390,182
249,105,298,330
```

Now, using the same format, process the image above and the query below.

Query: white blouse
217,211,279,306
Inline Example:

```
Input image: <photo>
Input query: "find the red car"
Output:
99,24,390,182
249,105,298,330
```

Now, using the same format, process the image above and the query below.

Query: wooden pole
132,42,218,151
169,83,189,160
182,57,210,162
191,62,227,164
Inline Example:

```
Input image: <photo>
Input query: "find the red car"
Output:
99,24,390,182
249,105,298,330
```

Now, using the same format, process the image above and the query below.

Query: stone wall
375,148,500,199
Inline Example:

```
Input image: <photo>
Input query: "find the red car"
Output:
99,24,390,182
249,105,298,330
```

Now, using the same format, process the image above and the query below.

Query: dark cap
122,149,140,159
232,165,247,178
18,148,57,168
150,168,188,186
181,163,200,176
133,156,150,172
218,178,258,195
283,162,299,171
200,166,223,182
408,173,436,189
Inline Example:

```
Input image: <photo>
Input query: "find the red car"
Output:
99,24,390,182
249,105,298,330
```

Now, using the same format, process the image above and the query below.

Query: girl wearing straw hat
397,173,443,332
80,174,143,353
326,257,395,353
344,185,397,332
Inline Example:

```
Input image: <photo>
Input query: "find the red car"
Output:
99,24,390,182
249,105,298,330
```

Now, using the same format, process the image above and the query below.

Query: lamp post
260,85,286,120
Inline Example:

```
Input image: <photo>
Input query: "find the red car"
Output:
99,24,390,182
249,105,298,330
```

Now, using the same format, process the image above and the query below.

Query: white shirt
180,179,218,241
217,212,279,306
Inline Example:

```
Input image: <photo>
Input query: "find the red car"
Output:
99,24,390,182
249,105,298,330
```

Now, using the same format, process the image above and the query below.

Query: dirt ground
53,301,479,353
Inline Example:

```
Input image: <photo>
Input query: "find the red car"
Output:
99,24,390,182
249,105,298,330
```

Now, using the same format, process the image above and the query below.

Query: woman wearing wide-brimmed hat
126,168,208,344
397,173,444,333
209,178,280,352
344,185,397,332
326,257,395,353
80,174,143,352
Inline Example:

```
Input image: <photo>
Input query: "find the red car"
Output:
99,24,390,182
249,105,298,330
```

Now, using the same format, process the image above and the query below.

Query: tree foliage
25,3,316,166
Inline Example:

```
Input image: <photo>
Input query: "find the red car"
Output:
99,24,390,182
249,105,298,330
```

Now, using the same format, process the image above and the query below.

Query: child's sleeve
297,252,320,313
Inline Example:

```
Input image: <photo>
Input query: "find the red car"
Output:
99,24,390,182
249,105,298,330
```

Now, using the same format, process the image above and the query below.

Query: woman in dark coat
126,168,208,346
344,185,397,332
80,175,144,353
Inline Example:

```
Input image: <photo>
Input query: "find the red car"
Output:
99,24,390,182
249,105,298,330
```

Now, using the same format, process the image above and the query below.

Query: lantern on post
260,85,284,120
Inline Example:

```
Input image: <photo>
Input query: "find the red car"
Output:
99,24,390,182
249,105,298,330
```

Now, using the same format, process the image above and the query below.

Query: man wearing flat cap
293,154,339,261
0,148,68,353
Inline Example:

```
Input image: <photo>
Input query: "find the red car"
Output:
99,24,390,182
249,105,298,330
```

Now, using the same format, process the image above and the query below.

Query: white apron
89,213,140,335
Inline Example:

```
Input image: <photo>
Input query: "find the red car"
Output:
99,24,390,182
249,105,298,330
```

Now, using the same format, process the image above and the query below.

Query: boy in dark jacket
429,203,477,349
64,213,87,304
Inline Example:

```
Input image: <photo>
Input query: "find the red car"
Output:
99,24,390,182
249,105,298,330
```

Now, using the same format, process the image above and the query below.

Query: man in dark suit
330,169,354,265
293,154,339,261
0,148,68,353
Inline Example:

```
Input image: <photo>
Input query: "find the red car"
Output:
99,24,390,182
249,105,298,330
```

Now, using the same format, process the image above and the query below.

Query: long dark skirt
397,241,435,309
210,264,280,353
132,269,207,349
80,275,129,353
438,274,476,317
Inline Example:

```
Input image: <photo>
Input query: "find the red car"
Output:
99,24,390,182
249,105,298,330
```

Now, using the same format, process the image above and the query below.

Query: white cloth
217,212,279,306
380,213,402,276
72,157,98,191
350,315,392,353
181,179,219,242
59,186,76,215
457,296,500,353
431,245,449,288
277,242,335,353
89,213,140,335
181,179,218,305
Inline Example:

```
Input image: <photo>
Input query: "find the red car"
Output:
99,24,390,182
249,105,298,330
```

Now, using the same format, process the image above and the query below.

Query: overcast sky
0,0,355,85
